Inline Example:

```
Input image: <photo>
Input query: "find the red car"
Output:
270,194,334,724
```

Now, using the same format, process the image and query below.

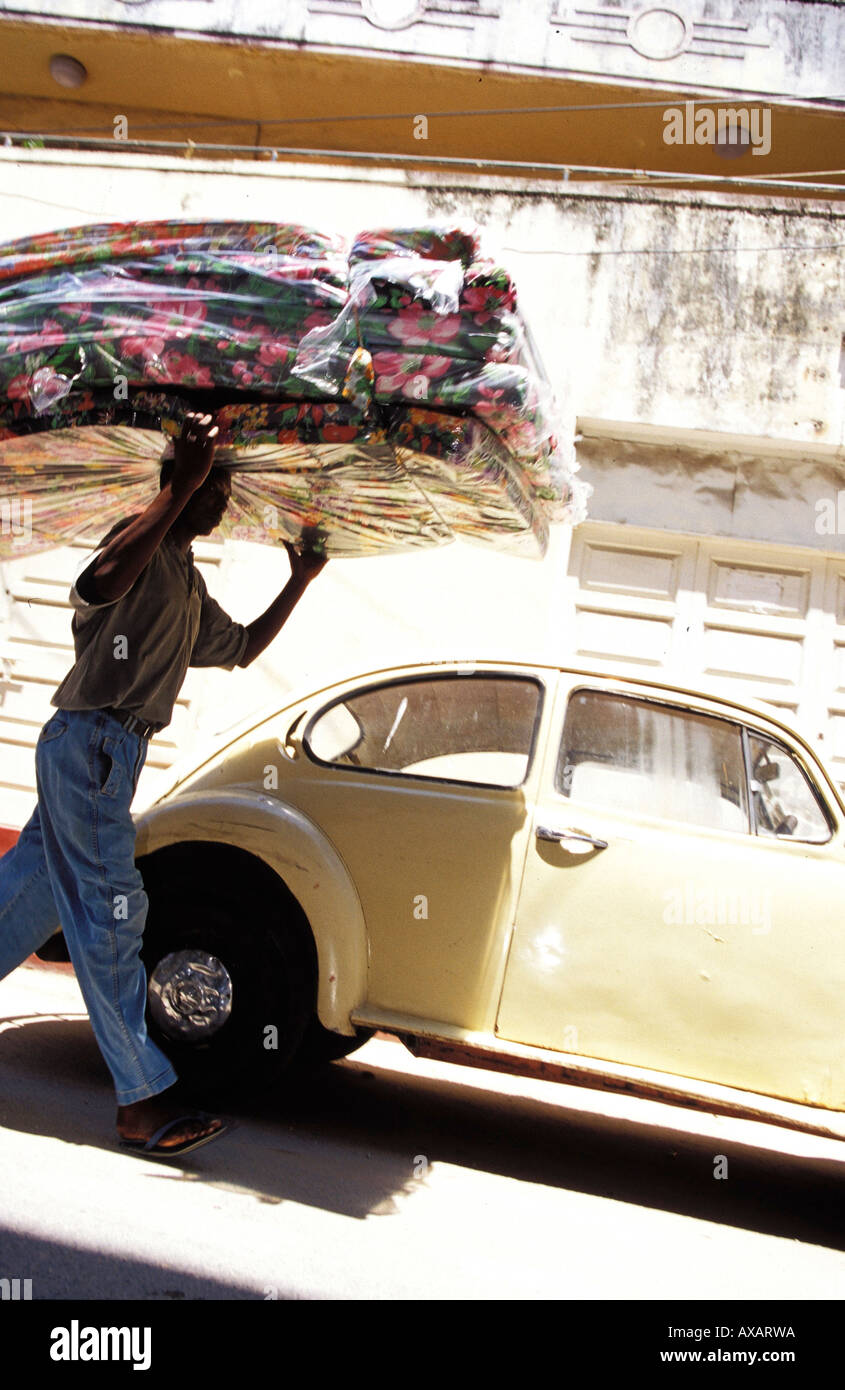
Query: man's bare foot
117,1094,224,1151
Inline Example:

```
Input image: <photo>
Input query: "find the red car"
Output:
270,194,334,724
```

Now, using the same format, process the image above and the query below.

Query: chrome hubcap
148,949,233,1042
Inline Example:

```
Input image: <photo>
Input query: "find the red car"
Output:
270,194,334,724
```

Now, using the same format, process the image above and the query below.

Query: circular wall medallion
627,7,692,61
362,0,425,30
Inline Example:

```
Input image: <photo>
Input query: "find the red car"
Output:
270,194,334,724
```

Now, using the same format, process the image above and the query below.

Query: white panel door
567,523,845,785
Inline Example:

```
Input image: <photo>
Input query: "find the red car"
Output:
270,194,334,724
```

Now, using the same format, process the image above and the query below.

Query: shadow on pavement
0,1224,278,1299
1,1013,844,1247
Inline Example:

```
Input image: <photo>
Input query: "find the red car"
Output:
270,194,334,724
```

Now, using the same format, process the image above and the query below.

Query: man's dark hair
159,455,229,490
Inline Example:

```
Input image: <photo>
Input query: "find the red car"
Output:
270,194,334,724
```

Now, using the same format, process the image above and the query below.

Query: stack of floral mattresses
0,220,587,558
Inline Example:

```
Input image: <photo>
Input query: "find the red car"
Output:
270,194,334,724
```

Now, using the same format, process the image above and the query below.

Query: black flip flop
119,1115,230,1159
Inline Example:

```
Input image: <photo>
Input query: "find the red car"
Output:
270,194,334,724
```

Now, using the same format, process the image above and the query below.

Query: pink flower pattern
0,220,572,526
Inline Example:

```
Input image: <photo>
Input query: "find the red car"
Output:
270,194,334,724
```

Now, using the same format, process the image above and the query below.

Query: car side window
748,734,831,842
557,690,749,833
305,675,541,787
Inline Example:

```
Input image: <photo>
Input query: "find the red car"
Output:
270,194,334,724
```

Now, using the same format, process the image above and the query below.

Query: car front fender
134,788,367,1034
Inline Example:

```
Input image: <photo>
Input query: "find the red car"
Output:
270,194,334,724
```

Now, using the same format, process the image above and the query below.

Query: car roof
204,654,813,750
151,656,843,812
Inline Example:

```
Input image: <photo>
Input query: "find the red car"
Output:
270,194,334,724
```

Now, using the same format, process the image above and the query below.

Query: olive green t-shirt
52,519,248,730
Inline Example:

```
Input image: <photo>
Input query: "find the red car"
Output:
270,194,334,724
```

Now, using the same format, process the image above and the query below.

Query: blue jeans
0,708,178,1105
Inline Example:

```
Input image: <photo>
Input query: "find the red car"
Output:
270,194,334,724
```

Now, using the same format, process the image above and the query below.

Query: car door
291,667,547,1032
496,675,845,1110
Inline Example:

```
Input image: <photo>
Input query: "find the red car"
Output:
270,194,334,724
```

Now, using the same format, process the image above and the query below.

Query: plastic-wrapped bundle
0,391,561,559
362,300,522,366
349,224,481,268
0,221,589,560
295,223,563,478
350,259,516,320
0,219,346,281
390,408,572,525
0,220,348,414
367,357,557,466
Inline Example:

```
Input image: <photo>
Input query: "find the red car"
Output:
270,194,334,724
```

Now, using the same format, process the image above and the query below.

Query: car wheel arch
134,789,368,1034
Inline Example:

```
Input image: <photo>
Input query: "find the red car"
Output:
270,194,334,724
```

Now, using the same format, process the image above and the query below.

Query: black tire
295,1016,374,1069
139,842,315,1104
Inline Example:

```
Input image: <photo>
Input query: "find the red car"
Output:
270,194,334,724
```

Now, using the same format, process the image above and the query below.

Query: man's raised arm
238,544,328,668
80,412,218,604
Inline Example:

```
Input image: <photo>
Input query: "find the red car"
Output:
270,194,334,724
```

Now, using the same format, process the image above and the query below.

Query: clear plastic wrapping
0,220,587,559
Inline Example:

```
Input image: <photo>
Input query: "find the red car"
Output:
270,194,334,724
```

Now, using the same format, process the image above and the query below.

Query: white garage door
567,521,845,788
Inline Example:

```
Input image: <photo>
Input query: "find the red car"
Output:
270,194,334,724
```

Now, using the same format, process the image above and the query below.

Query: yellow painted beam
0,17,841,193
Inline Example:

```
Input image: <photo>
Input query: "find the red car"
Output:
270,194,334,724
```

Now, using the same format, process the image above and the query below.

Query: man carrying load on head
0,413,326,1156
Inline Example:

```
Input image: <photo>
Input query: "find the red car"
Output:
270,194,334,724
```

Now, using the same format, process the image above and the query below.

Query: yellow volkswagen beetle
133,661,845,1142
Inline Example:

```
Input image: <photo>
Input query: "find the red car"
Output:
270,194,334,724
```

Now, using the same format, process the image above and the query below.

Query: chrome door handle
536,826,608,851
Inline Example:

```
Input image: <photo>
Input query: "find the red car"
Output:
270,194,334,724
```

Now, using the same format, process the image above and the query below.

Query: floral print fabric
0,395,546,559
0,220,587,559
